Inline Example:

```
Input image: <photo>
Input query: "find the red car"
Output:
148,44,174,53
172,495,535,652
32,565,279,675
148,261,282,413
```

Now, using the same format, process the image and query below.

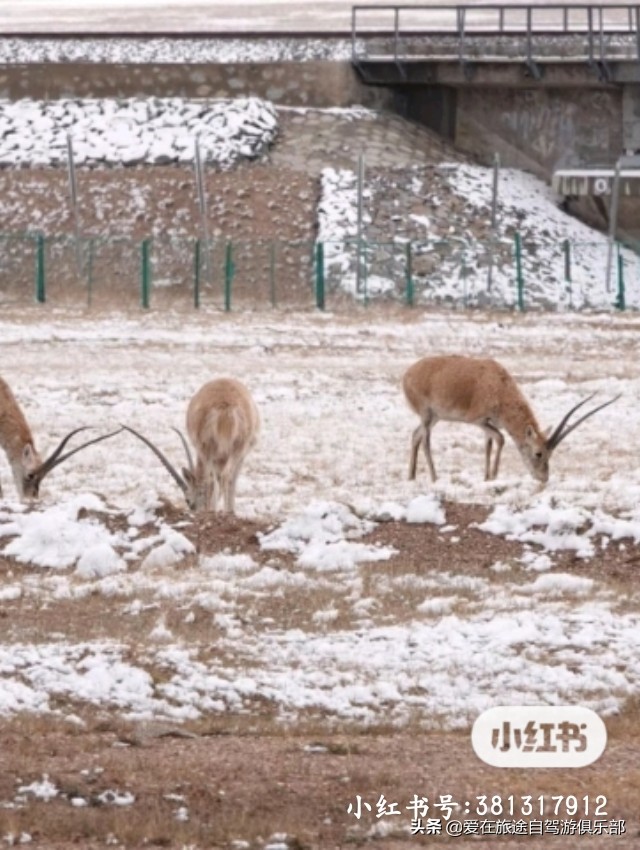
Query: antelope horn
171,426,195,475
121,425,188,494
546,393,621,451
32,427,124,483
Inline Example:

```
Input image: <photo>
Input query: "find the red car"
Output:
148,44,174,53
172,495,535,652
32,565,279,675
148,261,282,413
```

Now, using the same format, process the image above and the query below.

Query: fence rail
0,232,637,312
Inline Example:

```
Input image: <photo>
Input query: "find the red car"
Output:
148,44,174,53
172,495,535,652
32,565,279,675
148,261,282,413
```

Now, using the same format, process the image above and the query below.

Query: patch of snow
406,494,446,525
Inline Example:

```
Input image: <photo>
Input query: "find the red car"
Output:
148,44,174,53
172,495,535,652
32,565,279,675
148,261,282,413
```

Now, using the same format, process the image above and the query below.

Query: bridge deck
352,3,640,82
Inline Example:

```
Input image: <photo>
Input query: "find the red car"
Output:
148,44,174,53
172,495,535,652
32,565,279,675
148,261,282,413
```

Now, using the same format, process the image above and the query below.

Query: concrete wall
398,82,640,239
456,88,623,178
0,61,390,108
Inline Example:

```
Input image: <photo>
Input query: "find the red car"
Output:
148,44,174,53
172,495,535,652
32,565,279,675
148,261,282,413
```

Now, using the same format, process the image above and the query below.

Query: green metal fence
0,231,637,311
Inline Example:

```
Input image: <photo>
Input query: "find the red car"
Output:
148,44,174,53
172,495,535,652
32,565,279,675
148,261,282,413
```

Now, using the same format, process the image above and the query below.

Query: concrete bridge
351,3,640,85
1,2,638,231
351,3,640,160
350,3,640,231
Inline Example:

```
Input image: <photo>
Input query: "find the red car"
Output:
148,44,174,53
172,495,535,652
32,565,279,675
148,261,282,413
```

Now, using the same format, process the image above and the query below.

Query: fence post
356,153,365,294
514,232,525,311
563,238,572,307
35,234,46,303
86,237,94,308
269,241,277,307
194,238,201,309
487,151,500,294
224,241,234,312
315,242,325,310
141,239,151,309
616,243,626,311
405,241,414,306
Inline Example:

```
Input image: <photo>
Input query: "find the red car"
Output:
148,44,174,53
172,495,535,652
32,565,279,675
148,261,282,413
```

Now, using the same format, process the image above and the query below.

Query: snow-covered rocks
0,96,278,168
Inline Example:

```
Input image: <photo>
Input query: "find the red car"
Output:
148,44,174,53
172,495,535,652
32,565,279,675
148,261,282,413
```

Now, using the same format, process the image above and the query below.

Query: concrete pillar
622,85,640,152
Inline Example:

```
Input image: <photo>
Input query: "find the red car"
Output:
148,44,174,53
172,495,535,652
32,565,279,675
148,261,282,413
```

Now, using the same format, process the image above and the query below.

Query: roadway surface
0,0,634,35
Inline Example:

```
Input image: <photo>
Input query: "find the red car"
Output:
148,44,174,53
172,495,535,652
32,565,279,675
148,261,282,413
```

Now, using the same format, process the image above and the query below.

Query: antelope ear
544,425,553,438
182,467,194,484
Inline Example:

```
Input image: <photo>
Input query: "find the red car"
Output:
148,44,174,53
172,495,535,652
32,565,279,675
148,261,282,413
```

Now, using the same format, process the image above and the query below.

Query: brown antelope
0,376,121,501
123,378,259,513
402,355,619,484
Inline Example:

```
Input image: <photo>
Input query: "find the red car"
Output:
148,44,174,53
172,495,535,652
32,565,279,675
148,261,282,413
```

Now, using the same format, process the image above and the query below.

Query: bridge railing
351,4,640,68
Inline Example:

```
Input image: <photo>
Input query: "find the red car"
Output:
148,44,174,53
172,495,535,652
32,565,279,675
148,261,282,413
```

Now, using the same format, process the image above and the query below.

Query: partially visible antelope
123,378,259,513
0,376,121,501
402,355,619,484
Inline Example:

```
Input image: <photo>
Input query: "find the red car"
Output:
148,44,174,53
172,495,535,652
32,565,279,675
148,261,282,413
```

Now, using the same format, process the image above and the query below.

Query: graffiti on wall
463,89,620,172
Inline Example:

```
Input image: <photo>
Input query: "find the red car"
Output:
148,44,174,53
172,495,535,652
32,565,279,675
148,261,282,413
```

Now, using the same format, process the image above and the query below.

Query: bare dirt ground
1,505,639,849
1,717,639,850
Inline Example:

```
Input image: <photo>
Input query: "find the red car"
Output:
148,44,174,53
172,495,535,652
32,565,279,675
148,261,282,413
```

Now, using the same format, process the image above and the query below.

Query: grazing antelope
402,355,619,484
0,376,121,500
123,378,259,513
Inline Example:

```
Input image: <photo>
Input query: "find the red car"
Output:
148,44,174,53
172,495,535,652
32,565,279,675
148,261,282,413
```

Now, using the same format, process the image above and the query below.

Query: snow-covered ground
0,66,638,731
0,35,353,63
1,308,639,727
318,162,640,310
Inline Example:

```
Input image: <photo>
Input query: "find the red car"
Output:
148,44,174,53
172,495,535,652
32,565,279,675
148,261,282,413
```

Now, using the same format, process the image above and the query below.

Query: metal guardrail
351,4,640,79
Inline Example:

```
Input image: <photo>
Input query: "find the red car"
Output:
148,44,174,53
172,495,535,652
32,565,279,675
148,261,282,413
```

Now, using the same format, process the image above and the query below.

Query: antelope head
521,393,620,484
21,427,123,500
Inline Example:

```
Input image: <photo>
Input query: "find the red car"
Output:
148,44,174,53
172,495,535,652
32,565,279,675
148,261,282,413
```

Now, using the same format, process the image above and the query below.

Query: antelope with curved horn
402,355,619,484
123,378,259,513
0,376,121,500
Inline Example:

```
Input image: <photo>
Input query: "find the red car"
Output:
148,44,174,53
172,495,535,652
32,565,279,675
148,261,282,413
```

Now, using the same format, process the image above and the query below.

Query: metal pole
563,238,572,308
394,6,400,63
487,152,500,293
66,133,83,275
616,243,626,310
598,6,604,63
605,157,622,293
35,234,45,303
351,4,357,63
515,232,525,311
405,241,414,306
269,241,277,307
458,7,466,64
356,153,365,294
194,238,201,309
315,241,325,310
194,137,213,286
224,241,233,311
141,239,151,309
86,237,94,308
